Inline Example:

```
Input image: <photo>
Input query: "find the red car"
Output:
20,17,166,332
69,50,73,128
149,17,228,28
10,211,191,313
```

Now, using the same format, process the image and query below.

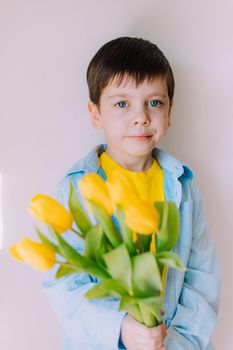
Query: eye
115,101,128,108
148,100,162,108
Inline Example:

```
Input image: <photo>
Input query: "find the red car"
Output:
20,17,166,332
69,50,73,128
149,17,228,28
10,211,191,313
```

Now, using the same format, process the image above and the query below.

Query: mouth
127,135,153,141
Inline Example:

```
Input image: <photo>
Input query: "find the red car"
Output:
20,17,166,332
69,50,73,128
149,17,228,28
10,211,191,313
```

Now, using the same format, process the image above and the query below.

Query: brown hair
86,36,175,110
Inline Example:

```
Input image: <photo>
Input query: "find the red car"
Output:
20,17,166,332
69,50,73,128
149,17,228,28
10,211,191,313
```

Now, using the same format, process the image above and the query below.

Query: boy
43,37,221,350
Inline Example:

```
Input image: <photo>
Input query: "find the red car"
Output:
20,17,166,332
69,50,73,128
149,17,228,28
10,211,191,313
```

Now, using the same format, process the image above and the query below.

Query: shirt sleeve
42,176,127,349
164,179,221,350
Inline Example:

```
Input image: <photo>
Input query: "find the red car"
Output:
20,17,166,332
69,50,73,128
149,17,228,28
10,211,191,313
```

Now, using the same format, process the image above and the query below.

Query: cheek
153,116,167,129
107,117,126,132
104,121,124,139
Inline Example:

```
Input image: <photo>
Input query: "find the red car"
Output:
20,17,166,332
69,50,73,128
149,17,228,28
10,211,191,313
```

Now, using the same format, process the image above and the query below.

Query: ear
88,101,103,130
168,100,173,127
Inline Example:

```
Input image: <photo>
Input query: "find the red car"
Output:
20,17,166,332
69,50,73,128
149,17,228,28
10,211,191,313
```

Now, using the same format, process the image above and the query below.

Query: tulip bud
125,200,160,234
78,173,114,215
28,194,73,233
106,171,139,210
9,237,56,271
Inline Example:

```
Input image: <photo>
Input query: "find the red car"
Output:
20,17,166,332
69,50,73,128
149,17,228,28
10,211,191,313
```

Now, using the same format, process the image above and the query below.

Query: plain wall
1,0,232,349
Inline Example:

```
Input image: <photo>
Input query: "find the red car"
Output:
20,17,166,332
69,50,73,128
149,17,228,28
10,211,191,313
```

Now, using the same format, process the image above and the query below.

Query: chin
125,148,153,157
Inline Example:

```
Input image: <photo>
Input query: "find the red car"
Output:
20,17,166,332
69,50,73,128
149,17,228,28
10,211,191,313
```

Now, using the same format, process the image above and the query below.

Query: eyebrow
108,93,168,100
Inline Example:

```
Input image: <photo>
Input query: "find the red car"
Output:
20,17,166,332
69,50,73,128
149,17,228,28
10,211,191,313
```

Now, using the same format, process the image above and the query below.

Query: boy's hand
120,314,167,350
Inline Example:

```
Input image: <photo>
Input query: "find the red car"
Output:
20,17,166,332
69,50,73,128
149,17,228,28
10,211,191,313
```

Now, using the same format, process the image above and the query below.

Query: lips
132,135,152,137
128,135,153,141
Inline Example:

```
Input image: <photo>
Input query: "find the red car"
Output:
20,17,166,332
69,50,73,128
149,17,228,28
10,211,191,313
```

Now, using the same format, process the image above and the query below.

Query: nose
132,109,150,125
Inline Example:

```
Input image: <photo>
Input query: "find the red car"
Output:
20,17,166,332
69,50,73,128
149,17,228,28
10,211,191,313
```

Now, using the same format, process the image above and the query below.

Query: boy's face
88,75,172,165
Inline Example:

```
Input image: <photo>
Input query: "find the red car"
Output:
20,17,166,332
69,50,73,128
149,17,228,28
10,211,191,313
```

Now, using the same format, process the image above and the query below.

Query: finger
127,315,155,336
142,323,167,339
130,336,165,350
124,329,165,349
124,333,152,348
133,329,166,348
125,338,153,350
127,315,167,339
133,322,164,337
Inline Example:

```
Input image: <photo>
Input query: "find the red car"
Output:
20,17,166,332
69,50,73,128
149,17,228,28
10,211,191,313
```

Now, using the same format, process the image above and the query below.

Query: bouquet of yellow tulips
9,171,186,327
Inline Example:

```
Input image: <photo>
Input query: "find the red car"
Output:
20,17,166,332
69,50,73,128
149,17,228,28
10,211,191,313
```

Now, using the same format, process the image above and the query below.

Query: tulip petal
78,173,114,215
9,243,25,262
125,200,159,234
17,237,56,271
106,171,139,210
28,194,73,233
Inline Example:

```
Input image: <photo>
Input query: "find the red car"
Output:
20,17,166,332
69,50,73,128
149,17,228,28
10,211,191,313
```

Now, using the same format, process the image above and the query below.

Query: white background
0,0,232,349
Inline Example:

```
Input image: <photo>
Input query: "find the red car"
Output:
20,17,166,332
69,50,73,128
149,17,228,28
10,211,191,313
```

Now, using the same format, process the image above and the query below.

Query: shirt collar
65,143,194,181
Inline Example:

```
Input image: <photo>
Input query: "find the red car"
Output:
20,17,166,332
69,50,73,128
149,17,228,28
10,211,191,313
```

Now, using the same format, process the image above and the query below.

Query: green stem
55,261,79,269
71,228,84,239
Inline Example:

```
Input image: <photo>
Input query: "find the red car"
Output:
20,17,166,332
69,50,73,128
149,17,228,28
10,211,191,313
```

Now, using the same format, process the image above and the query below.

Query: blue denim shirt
42,143,221,350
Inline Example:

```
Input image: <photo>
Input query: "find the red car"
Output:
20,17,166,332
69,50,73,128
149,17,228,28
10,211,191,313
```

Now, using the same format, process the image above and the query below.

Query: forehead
101,74,168,99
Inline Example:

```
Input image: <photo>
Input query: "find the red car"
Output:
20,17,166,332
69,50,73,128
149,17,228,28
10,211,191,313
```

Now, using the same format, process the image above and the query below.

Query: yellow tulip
28,194,73,233
106,171,140,210
124,199,160,234
9,243,25,261
78,173,114,215
9,237,56,271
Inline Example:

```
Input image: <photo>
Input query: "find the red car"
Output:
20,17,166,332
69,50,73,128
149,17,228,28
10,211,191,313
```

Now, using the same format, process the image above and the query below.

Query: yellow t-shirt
99,151,165,242
99,151,167,295
99,151,165,204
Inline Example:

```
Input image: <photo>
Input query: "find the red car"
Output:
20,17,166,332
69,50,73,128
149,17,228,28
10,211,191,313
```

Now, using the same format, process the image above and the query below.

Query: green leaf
119,297,144,324
55,263,82,279
68,179,92,236
84,260,111,280
157,251,187,271
138,296,163,325
154,201,179,252
85,279,128,299
84,224,102,259
84,224,108,267
36,226,60,254
90,201,122,248
48,226,110,280
114,206,137,256
121,295,163,325
48,226,87,267
103,243,133,294
137,303,156,326
132,252,162,296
